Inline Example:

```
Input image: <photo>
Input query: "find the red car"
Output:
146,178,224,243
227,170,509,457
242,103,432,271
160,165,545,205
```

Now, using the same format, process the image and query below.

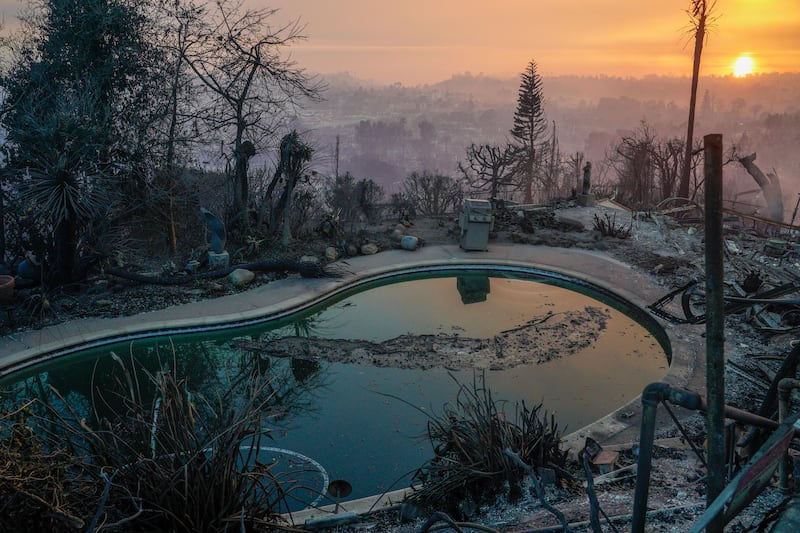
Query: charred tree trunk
678,1,709,199
52,219,77,286
738,152,784,222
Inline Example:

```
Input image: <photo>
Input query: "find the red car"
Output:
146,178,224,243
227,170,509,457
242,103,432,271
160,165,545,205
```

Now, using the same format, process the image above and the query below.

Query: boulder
360,243,379,255
325,247,339,261
208,282,225,292
300,255,320,265
554,215,585,231
346,244,359,257
228,268,255,286
400,235,420,251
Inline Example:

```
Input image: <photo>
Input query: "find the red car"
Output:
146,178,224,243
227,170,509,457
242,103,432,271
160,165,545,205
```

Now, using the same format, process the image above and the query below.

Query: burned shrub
593,213,632,239
406,373,567,518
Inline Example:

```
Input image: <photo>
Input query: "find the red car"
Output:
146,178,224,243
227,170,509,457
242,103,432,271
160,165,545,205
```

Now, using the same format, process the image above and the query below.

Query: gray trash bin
459,199,493,251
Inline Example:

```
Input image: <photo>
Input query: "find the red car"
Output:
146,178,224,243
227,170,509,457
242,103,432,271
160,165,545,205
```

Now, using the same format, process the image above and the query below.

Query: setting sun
733,54,755,77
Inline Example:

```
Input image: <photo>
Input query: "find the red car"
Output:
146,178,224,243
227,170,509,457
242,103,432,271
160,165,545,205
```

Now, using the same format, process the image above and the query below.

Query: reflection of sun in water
733,55,755,77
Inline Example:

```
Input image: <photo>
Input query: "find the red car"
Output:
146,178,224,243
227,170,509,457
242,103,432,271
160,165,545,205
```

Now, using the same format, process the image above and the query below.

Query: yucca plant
13,90,112,285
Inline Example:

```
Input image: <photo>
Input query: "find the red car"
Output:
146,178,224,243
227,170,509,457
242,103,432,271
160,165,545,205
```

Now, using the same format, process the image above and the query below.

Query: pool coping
0,244,705,521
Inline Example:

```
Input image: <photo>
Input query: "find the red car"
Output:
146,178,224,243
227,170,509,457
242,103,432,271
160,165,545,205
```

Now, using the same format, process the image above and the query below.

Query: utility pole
335,135,340,179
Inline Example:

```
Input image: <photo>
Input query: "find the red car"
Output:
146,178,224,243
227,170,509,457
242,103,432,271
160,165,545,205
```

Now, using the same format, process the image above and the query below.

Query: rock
228,268,255,286
208,282,225,292
324,247,339,261
95,299,113,307
300,255,319,265
555,215,585,231
390,228,404,241
87,280,109,295
510,232,529,244
346,244,359,257
360,243,379,255
400,235,420,251
399,503,422,523
724,240,741,254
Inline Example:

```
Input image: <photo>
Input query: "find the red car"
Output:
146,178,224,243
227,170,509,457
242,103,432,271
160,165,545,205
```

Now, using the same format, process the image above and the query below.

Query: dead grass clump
1,356,311,532
406,373,568,518
593,212,632,239
0,402,101,532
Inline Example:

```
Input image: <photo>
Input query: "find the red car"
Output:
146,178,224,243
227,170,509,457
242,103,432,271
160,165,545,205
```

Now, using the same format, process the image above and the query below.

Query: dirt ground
7,199,800,531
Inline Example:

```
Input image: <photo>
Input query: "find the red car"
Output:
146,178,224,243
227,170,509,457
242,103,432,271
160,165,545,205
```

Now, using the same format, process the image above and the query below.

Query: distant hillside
426,72,800,112
300,71,799,193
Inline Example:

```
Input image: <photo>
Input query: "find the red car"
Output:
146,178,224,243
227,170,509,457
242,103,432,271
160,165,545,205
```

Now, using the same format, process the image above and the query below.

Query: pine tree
510,60,548,203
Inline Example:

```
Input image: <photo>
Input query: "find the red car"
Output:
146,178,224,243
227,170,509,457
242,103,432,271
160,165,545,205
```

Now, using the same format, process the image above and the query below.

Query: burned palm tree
678,0,717,200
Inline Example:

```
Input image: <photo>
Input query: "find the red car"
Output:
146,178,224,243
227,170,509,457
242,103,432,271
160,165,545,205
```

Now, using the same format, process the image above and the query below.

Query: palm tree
678,0,716,200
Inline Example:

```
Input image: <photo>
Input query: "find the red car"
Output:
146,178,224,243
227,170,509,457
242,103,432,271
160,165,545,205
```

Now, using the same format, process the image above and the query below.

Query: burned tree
738,153,784,222
458,143,518,200
402,171,463,216
184,1,320,226
269,131,313,247
609,124,656,208
678,0,716,200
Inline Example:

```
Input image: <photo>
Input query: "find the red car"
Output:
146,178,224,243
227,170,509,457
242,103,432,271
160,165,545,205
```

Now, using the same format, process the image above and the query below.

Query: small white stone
228,268,255,286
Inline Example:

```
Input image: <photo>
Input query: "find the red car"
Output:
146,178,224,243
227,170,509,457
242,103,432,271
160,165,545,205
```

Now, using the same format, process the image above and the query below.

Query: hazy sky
264,0,800,84
1,0,798,84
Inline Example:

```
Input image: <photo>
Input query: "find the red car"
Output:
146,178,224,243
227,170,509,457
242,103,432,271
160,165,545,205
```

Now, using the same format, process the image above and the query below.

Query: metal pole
631,383,669,533
778,378,800,491
704,133,725,533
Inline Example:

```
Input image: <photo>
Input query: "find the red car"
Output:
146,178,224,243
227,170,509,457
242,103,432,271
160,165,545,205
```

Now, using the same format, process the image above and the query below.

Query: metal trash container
459,199,493,251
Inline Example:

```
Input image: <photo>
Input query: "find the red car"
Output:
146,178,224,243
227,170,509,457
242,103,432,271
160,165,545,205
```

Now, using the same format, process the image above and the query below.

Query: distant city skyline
0,0,797,85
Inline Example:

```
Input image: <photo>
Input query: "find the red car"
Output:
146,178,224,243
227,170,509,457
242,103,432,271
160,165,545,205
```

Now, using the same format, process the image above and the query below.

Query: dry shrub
1,355,313,532
593,212,632,239
406,373,568,517
0,401,101,532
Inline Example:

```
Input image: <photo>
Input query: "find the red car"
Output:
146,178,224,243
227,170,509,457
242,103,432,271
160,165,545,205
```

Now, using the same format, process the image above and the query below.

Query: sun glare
733,55,755,77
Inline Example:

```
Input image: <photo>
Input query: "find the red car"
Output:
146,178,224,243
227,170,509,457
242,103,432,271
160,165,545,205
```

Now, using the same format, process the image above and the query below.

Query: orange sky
0,0,796,84
259,0,800,84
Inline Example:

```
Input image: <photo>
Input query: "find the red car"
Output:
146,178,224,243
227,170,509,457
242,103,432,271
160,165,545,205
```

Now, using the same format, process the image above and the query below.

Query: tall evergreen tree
510,59,548,203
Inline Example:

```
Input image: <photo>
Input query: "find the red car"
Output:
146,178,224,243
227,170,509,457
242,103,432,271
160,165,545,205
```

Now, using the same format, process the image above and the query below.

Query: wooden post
704,133,725,533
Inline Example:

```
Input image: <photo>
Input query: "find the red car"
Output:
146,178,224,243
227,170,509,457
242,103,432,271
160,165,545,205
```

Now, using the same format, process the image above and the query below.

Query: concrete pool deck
0,243,704,449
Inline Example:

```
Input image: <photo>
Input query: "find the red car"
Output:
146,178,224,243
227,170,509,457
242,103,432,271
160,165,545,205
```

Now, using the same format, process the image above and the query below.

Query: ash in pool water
2,272,668,510
245,274,667,503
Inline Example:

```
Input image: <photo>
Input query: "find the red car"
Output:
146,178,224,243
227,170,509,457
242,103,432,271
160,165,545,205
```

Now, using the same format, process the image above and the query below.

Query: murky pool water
1,270,669,509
